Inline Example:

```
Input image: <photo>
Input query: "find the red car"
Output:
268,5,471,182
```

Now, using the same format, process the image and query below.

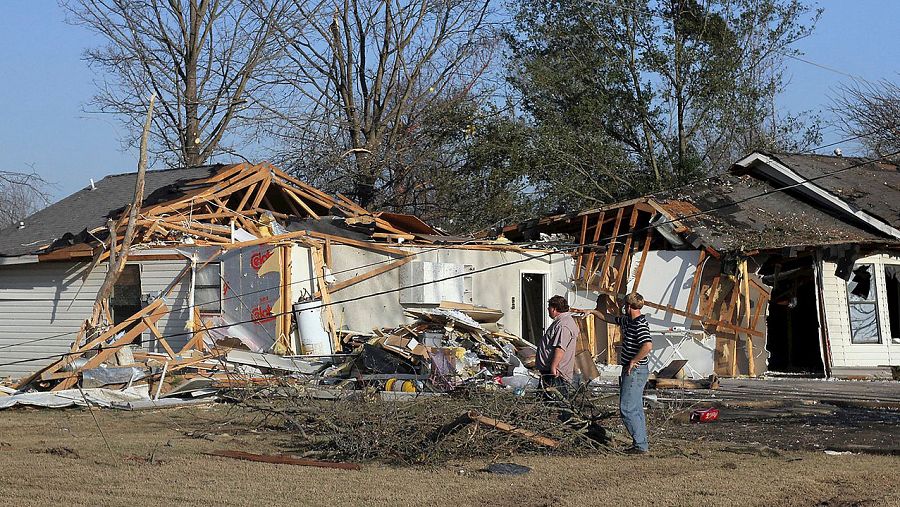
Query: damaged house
498,152,900,379
0,162,571,382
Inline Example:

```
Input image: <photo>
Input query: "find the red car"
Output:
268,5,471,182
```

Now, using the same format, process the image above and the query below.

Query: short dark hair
547,295,569,313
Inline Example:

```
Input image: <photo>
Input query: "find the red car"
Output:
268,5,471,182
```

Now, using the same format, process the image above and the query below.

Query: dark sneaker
623,446,649,455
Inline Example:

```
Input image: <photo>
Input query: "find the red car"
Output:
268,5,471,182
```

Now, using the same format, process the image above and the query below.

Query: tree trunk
184,0,203,167
90,95,156,330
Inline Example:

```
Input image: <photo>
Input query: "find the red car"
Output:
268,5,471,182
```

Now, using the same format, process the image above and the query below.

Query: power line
0,126,887,354
3,148,897,370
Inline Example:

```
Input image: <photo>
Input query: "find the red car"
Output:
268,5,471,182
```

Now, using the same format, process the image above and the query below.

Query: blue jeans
619,363,650,451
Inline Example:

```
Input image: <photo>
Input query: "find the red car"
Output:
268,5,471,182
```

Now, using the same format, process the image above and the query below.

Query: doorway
765,263,825,375
521,272,546,345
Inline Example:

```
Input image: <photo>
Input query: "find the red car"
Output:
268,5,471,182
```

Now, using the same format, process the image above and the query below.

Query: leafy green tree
504,0,821,209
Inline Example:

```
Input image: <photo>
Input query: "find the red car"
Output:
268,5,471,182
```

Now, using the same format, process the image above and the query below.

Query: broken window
196,262,222,313
846,264,880,344
885,265,900,344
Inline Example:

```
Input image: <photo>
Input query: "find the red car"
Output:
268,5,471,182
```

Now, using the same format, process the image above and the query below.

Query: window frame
195,262,223,315
845,263,882,345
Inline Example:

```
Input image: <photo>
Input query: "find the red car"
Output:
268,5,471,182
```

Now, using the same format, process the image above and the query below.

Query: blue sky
1,1,898,202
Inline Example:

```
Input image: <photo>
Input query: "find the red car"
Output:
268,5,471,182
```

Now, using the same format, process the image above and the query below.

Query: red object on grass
691,408,719,423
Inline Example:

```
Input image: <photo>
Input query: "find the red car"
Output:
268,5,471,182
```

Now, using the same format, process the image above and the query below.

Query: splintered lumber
205,450,361,470
467,411,560,448
51,303,169,391
23,299,166,387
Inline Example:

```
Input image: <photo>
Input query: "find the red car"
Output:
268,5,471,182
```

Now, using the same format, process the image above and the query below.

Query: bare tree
0,169,50,228
64,0,287,167
833,78,900,157
269,0,496,208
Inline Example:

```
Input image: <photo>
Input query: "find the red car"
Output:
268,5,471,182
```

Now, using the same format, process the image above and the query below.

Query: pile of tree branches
231,384,621,465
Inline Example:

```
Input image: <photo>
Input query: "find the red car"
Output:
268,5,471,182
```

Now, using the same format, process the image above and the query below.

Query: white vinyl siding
821,254,900,369
0,258,192,379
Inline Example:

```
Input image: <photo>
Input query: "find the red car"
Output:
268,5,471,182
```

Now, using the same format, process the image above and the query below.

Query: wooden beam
591,287,763,338
282,187,321,219
250,173,272,210
574,214,589,280
311,247,339,352
582,211,606,283
596,208,625,288
613,208,641,292
221,230,313,250
631,229,654,293
322,256,413,296
685,250,708,314
741,260,755,376
163,221,232,243
235,182,258,213
51,304,168,390
304,231,406,256
144,317,176,359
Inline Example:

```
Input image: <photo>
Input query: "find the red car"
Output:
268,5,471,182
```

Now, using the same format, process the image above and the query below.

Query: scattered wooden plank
467,411,560,448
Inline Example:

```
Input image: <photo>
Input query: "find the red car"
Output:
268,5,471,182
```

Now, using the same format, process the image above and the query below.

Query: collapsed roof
0,162,442,259
499,152,900,253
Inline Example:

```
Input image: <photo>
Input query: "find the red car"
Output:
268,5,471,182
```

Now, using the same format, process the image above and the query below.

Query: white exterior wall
0,258,192,379
821,253,900,369
324,245,573,336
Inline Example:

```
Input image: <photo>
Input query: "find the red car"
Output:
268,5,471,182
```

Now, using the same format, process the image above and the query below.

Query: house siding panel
821,256,898,369
0,258,192,379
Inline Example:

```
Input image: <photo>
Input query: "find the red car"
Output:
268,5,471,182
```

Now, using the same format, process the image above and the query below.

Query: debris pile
234,385,616,465
329,305,541,393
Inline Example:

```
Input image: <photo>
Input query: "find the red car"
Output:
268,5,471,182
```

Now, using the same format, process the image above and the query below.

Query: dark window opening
885,265,900,343
196,262,222,314
521,273,546,345
111,264,143,345
847,264,880,344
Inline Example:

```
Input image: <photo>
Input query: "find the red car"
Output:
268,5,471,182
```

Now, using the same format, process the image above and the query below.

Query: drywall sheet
627,250,702,331
189,244,282,352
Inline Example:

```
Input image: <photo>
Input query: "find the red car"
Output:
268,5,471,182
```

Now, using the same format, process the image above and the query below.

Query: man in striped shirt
594,292,653,454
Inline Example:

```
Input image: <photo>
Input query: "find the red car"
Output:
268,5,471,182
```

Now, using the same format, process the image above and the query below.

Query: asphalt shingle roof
0,165,221,257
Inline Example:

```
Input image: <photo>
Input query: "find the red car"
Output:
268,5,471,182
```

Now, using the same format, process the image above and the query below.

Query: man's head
625,292,644,317
547,295,569,318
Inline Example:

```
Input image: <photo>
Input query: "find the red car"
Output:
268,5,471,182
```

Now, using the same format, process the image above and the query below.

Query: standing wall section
326,245,571,336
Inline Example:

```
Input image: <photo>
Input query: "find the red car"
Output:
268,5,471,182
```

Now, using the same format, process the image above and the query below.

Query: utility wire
2,148,898,369
0,129,875,354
